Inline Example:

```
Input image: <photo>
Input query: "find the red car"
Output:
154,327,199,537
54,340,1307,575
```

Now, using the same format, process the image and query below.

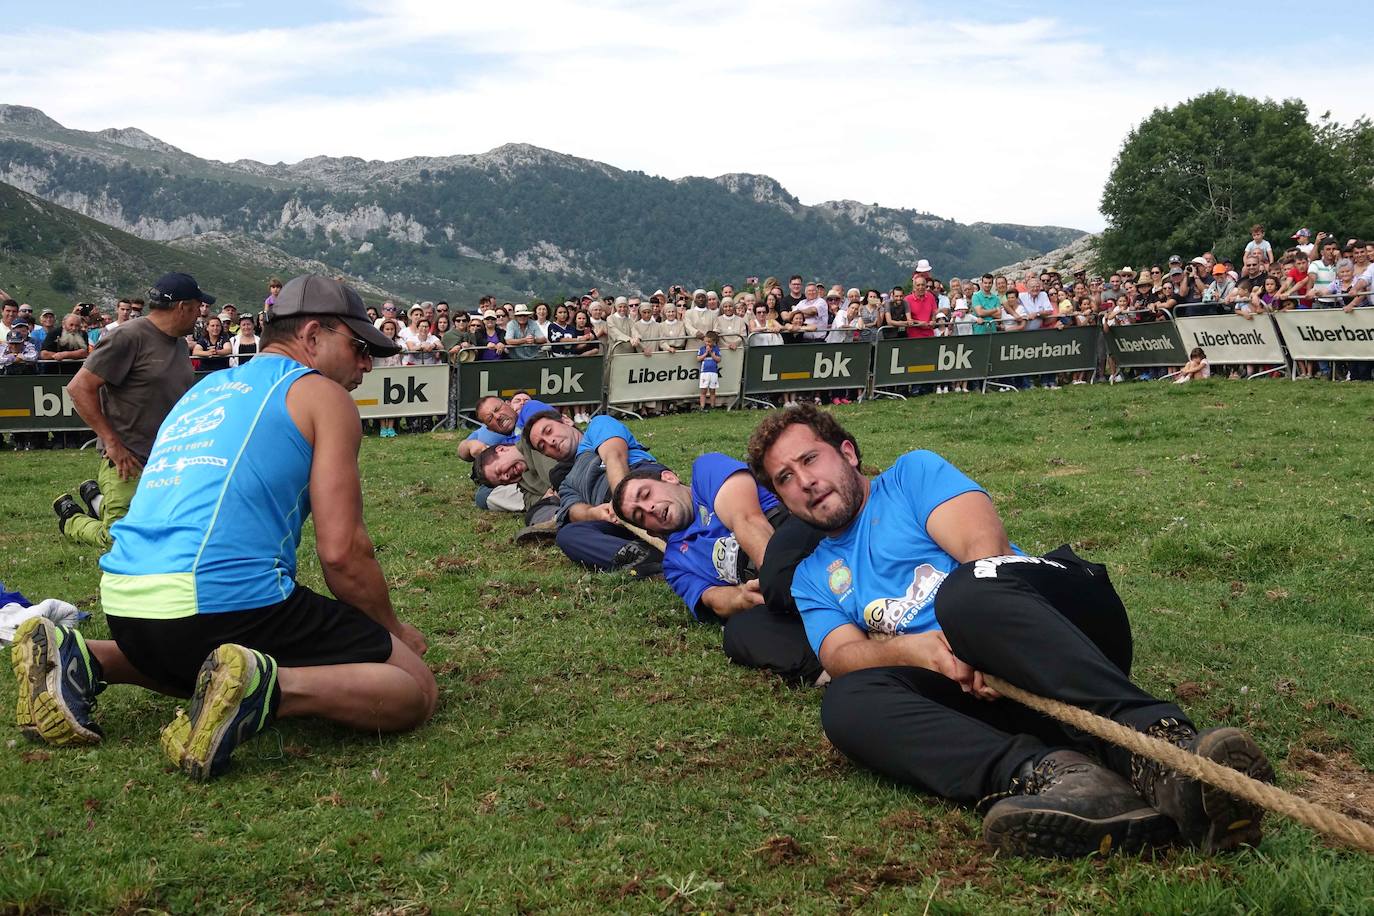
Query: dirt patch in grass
754,834,809,866
1173,681,1208,703
1045,465,1087,477
1287,747,1374,827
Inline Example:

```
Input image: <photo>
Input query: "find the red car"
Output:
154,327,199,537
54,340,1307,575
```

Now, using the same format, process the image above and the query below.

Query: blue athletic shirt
472,398,553,446
665,453,779,620
697,345,720,374
577,415,654,465
99,354,320,618
791,450,1022,655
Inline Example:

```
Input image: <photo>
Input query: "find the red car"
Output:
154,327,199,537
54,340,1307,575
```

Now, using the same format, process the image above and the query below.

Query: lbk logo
477,365,584,397
383,376,430,404
33,386,77,417
759,351,853,381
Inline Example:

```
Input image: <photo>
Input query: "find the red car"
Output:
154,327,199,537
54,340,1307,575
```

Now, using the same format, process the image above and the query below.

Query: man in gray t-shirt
55,272,205,550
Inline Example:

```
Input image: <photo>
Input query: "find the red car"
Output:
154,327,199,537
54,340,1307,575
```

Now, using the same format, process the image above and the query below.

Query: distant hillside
0,182,396,311
0,104,1090,301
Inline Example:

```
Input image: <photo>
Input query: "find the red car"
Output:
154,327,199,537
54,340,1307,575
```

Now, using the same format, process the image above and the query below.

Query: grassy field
1,380,1372,914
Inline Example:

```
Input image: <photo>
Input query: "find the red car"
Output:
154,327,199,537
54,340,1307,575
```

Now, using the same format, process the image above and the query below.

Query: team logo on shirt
698,504,712,527
861,563,946,634
711,536,742,584
828,559,852,596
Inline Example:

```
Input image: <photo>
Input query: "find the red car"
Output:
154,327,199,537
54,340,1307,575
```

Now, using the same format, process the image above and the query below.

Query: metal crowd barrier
9,310,1374,440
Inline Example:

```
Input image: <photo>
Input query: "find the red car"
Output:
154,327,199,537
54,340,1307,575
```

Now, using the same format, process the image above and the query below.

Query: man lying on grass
522,409,665,577
11,276,437,780
610,452,825,686
747,403,1274,858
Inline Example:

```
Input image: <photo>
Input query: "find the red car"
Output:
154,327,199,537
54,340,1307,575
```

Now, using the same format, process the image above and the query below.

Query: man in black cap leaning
13,274,436,781
54,272,205,549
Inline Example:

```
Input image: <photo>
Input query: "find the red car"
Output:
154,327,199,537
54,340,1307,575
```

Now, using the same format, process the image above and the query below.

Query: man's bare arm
68,367,142,480
597,436,632,493
925,491,1013,563
300,376,425,655
713,471,774,570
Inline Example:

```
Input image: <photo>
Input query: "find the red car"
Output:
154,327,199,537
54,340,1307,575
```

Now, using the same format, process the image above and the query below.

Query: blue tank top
100,354,317,618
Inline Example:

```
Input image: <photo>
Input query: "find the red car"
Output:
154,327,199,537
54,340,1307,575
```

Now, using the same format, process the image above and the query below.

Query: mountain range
0,104,1087,307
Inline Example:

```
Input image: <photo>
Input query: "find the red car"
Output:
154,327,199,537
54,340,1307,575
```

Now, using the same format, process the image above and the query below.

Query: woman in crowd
434,313,452,338
533,303,552,348
568,309,601,356
406,317,442,365
374,318,404,438
229,314,259,367
193,316,232,371
476,312,507,360
546,303,574,356
858,289,886,343
657,302,686,353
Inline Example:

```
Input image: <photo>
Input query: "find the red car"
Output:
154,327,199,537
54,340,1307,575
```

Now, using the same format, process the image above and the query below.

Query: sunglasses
322,323,371,359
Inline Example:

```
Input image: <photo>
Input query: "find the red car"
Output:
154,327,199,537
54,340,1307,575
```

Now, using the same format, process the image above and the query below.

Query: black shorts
107,584,395,693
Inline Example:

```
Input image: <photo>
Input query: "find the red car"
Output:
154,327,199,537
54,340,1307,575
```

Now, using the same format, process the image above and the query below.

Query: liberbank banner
353,364,451,419
1173,314,1285,365
606,346,744,404
986,326,1100,379
743,341,871,394
0,374,89,432
457,356,604,410
874,335,994,387
1104,321,1188,367
1272,307,1374,360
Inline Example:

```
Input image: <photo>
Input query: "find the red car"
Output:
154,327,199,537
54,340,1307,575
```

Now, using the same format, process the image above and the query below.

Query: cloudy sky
7,1,1366,231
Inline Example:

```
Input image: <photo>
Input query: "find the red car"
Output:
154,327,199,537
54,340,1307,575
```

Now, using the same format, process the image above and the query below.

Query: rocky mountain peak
95,127,184,155
0,104,61,129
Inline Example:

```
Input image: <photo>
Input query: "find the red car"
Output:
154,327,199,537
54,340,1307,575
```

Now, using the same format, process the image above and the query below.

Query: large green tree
1099,90,1374,269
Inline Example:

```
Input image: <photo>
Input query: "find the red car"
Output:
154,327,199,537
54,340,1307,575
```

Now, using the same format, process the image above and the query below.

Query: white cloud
6,1,1374,232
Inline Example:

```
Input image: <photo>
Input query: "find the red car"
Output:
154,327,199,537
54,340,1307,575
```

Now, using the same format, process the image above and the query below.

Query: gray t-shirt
82,317,194,463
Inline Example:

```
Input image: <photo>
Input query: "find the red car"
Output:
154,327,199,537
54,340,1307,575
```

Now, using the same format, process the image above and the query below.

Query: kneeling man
611,453,823,685
11,276,437,780
747,404,1273,858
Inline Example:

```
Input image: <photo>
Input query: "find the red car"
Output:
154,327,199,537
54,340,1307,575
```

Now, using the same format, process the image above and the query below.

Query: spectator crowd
4,225,1373,449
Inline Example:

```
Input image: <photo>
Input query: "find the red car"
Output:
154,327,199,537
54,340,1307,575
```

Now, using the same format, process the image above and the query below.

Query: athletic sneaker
981,750,1175,858
1131,719,1274,853
78,480,102,519
10,617,105,746
52,495,85,536
161,644,280,781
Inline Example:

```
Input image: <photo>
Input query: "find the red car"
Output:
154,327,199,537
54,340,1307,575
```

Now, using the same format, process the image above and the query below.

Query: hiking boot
981,750,1175,858
610,541,663,578
77,479,102,519
52,495,84,536
161,644,280,781
1131,719,1274,853
514,519,558,544
10,617,105,745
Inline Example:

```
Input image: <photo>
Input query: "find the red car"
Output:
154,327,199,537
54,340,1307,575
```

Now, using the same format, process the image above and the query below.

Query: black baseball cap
269,275,400,356
5,330,21,344
150,272,215,306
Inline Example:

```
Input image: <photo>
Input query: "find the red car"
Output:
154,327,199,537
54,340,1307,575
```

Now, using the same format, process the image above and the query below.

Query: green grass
1,380,1372,914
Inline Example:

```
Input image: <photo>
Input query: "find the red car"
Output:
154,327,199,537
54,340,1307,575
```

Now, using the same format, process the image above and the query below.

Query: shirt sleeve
82,326,138,385
791,558,851,655
580,415,631,455
892,450,986,533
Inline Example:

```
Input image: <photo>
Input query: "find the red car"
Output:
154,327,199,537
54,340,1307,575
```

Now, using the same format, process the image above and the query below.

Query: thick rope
983,675,1374,855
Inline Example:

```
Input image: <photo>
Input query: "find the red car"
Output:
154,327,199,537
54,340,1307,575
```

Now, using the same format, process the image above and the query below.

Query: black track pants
821,546,1188,804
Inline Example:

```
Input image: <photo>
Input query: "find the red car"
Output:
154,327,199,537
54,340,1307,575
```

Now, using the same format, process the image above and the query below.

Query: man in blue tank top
747,404,1274,860
609,452,824,686
10,275,438,781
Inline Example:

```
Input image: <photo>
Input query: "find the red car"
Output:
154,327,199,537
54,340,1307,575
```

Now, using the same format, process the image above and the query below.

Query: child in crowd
1174,347,1210,384
697,331,722,410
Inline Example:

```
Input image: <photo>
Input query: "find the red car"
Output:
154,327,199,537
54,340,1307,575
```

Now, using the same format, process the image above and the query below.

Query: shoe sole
1194,727,1274,853
10,617,101,746
513,528,557,544
160,645,252,781
984,804,1176,858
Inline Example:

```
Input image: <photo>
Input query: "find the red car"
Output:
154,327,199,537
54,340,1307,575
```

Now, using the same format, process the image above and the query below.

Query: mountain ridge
0,104,1088,301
